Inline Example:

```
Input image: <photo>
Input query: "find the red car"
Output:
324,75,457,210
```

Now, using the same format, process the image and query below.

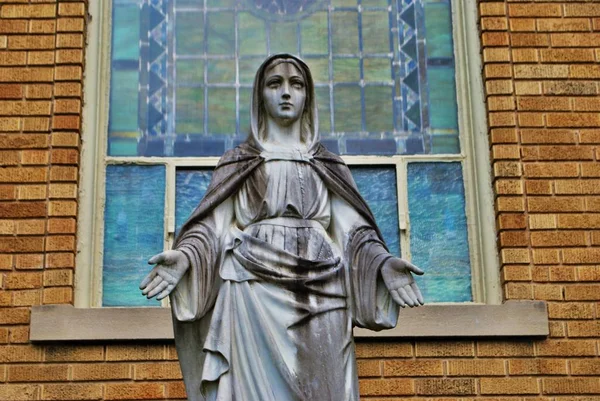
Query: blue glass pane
175,169,214,234
350,167,400,257
103,165,165,306
424,1,454,60
427,66,459,131
112,4,140,61
408,162,472,303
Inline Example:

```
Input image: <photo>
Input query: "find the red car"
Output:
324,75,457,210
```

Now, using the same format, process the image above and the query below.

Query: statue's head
251,54,318,149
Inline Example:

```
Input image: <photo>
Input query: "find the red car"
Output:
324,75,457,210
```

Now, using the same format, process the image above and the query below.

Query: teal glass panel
239,57,265,84
207,12,235,54
332,0,357,6
408,162,472,303
333,58,360,82
351,166,400,257
306,58,329,84
362,12,390,54
427,66,459,130
103,165,165,307
239,87,252,134
176,12,203,55
208,59,235,83
176,87,204,134
365,86,393,132
363,58,391,82
112,4,140,61
109,69,139,139
362,0,388,6
424,1,454,59
270,21,299,54
207,88,236,134
175,169,214,234
332,12,358,54
431,133,460,154
301,12,328,55
239,12,267,56
176,59,203,84
314,86,331,133
334,86,362,132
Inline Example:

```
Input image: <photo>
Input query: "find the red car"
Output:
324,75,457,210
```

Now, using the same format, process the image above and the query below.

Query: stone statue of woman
140,54,424,401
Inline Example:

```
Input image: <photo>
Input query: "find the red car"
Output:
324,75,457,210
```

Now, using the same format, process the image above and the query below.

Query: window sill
30,301,548,342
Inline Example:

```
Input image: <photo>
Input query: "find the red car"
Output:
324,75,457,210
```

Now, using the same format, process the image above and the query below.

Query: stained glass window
108,0,459,156
101,0,478,306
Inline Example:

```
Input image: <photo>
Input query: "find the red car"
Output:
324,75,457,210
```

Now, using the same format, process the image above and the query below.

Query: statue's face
262,62,306,126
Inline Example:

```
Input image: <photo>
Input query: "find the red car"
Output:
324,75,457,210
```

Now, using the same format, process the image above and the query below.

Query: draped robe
170,143,400,401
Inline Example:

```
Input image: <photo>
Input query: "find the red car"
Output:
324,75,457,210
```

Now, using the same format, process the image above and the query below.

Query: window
76,0,499,308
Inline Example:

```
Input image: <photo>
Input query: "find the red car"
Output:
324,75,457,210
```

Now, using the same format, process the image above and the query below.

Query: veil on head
249,53,320,152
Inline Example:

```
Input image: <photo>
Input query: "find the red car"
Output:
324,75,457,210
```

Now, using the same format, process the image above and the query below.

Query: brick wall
0,0,598,400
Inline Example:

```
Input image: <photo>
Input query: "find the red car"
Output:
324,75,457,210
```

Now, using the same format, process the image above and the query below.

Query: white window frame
76,0,501,308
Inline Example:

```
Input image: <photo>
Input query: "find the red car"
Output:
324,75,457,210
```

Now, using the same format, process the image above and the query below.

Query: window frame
75,0,501,309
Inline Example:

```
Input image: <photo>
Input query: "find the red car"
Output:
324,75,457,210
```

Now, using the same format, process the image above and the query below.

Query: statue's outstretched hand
381,257,424,307
140,250,189,301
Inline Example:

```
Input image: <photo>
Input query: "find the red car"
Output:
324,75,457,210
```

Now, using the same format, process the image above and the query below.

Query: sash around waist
244,216,326,230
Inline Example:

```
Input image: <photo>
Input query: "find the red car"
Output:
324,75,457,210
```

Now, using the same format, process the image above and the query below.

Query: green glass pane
334,86,361,132
363,58,391,82
270,21,298,54
239,87,252,134
431,133,460,154
239,12,267,56
176,59,203,84
208,88,236,134
306,58,329,84
365,86,393,132
239,57,264,84
177,0,202,7
108,138,138,156
424,1,454,59
362,11,390,54
207,12,235,54
109,69,138,133
315,86,331,133
332,0,357,6
362,0,388,6
207,59,235,83
333,58,359,82
332,12,358,54
176,12,203,55
301,12,328,55
112,5,140,60
207,0,233,6
427,66,458,130
176,87,204,134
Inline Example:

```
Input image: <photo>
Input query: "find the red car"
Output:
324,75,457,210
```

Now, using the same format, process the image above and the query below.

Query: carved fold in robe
169,54,400,401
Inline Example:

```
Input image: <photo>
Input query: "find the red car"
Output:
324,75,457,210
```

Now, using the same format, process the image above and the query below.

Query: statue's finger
404,285,419,306
398,287,415,307
156,285,174,301
142,275,162,295
411,282,424,305
405,261,424,275
147,280,169,299
139,270,157,289
390,289,406,307
148,253,165,265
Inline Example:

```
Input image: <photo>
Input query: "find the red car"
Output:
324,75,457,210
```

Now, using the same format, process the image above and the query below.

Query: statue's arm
141,197,235,321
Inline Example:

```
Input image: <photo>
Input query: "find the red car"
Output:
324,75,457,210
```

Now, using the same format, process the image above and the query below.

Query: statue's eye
266,78,280,88
292,81,304,89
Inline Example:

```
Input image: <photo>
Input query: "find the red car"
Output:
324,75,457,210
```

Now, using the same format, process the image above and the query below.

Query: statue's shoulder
313,142,347,166
216,141,261,169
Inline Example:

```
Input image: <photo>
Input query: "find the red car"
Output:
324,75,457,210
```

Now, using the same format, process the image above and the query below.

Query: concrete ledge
30,301,548,342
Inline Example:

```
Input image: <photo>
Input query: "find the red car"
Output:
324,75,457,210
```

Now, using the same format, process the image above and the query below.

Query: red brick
498,214,526,230
530,231,587,247
521,129,577,144
0,20,28,34
416,342,474,357
565,4,600,17
558,214,600,229
570,360,600,375
447,360,505,376
564,284,600,300
511,33,549,48
58,3,85,17
106,345,165,361
509,359,567,376
0,202,46,218
57,17,85,32
571,65,600,79
525,180,552,195
567,321,600,338
503,265,532,281
552,33,600,47
510,19,536,32
1,5,56,19
477,341,534,357
528,197,585,213
480,3,505,17
54,66,82,81
29,20,56,34
49,166,78,181
0,384,39,400
51,148,78,164
0,308,29,324
514,65,569,79
0,345,41,363
134,362,183,380
508,4,561,17
384,360,443,377
54,82,81,97
505,282,533,299
45,253,74,269
42,287,72,304
576,266,600,281
355,342,412,358
496,179,523,195
541,49,596,63
8,35,54,50
563,248,600,264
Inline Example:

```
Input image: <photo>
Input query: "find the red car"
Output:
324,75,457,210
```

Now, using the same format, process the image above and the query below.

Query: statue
140,54,424,401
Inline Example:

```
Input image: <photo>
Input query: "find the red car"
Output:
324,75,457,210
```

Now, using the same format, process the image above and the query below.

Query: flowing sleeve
329,195,399,330
170,197,234,322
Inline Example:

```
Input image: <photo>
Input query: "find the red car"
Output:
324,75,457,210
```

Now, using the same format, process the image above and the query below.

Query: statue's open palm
140,250,189,301
381,257,424,307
